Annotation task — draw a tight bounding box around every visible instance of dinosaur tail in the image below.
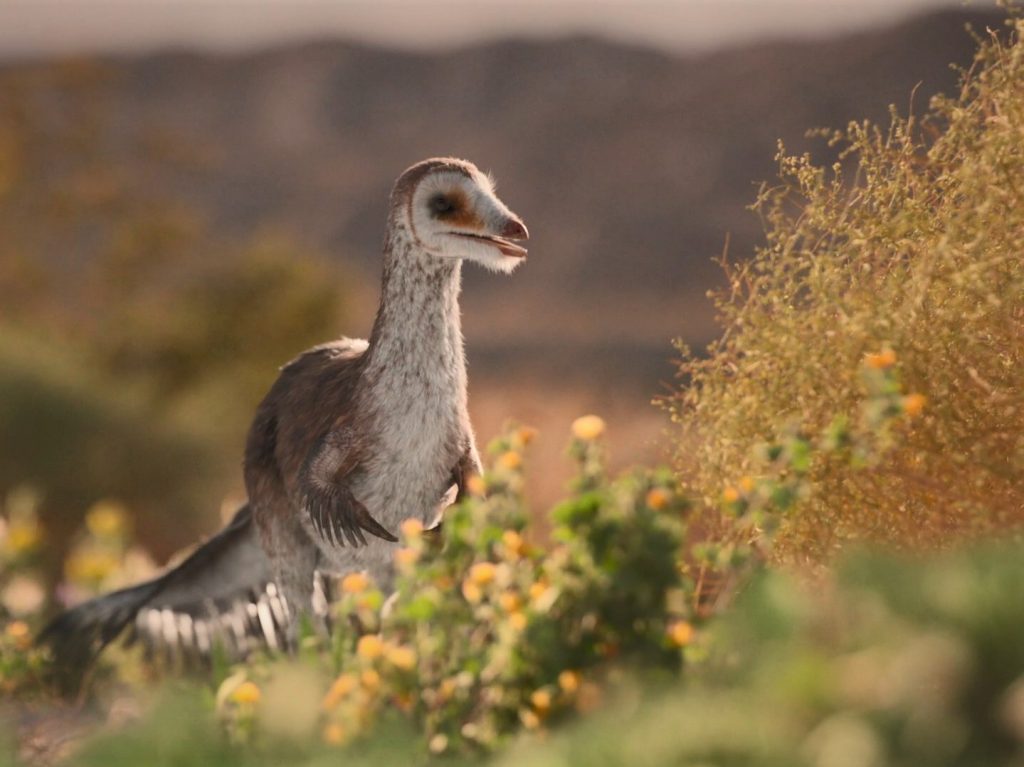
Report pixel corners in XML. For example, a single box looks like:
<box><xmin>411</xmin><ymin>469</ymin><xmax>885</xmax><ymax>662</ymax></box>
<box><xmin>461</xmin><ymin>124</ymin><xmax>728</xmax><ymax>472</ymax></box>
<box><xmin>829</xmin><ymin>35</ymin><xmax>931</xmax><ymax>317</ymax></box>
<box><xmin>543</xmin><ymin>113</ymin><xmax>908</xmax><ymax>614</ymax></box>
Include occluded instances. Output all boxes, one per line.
<box><xmin>38</xmin><ymin>503</ymin><xmax>288</xmax><ymax>689</ymax></box>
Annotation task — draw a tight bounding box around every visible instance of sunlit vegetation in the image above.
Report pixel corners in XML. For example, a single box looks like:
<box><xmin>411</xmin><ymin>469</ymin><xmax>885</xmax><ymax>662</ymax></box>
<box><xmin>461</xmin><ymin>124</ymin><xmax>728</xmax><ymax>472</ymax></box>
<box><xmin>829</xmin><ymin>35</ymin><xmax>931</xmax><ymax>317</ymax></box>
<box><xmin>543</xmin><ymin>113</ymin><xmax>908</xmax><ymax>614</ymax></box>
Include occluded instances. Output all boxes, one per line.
<box><xmin>667</xmin><ymin>17</ymin><xmax>1024</xmax><ymax>563</ymax></box>
<box><xmin>0</xmin><ymin>12</ymin><xmax>1022</xmax><ymax>767</ymax></box>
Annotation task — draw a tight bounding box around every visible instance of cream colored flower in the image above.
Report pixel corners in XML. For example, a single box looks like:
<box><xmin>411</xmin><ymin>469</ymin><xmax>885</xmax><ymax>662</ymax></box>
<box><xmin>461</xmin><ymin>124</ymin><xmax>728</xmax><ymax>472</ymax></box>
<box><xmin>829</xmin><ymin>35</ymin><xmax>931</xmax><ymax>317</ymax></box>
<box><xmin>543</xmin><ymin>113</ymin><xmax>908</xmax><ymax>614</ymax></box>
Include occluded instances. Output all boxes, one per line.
<box><xmin>571</xmin><ymin>414</ymin><xmax>606</xmax><ymax>441</ymax></box>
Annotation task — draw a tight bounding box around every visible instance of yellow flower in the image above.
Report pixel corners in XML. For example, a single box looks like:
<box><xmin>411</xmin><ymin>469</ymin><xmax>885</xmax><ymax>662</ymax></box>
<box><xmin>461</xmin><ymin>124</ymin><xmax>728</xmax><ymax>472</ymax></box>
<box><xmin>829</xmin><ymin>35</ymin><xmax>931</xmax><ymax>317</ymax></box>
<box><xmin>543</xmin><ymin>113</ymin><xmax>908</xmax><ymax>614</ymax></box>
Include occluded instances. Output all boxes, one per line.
<box><xmin>865</xmin><ymin>348</ymin><xmax>897</xmax><ymax>369</ymax></box>
<box><xmin>357</xmin><ymin>634</ymin><xmax>384</xmax><ymax>660</ymax></box>
<box><xmin>903</xmin><ymin>393</ymin><xmax>927</xmax><ymax>417</ymax></box>
<box><xmin>400</xmin><ymin>518</ymin><xmax>424</xmax><ymax>540</ymax></box>
<box><xmin>466</xmin><ymin>474</ymin><xmax>487</xmax><ymax>496</ymax></box>
<box><xmin>558</xmin><ymin>670</ymin><xmax>581</xmax><ymax>694</ymax></box>
<box><xmin>515</xmin><ymin>426</ymin><xmax>538</xmax><ymax>446</ymax></box>
<box><xmin>722</xmin><ymin>486</ymin><xmax>740</xmax><ymax>504</ymax></box>
<box><xmin>323</xmin><ymin>673</ymin><xmax>357</xmax><ymax>710</ymax></box>
<box><xmin>439</xmin><ymin>677</ymin><xmax>457</xmax><ymax>701</ymax></box>
<box><xmin>231</xmin><ymin>681</ymin><xmax>261</xmax><ymax>705</ymax></box>
<box><xmin>739</xmin><ymin>476</ymin><xmax>755</xmax><ymax>493</ymax></box>
<box><xmin>65</xmin><ymin>548</ymin><xmax>120</xmax><ymax>584</ymax></box>
<box><xmin>499</xmin><ymin>591</ymin><xmax>522</xmax><ymax>612</ymax></box>
<box><xmin>468</xmin><ymin>561</ymin><xmax>497</xmax><ymax>586</ymax></box>
<box><xmin>530</xmin><ymin>689</ymin><xmax>552</xmax><ymax>713</ymax></box>
<box><xmin>428</xmin><ymin>733</ymin><xmax>449</xmax><ymax>754</ymax></box>
<box><xmin>529</xmin><ymin>581</ymin><xmax>550</xmax><ymax>603</ymax></box>
<box><xmin>360</xmin><ymin>669</ymin><xmax>381</xmax><ymax>692</ymax></box>
<box><xmin>323</xmin><ymin>722</ymin><xmax>347</xmax><ymax>745</ymax></box>
<box><xmin>508</xmin><ymin>611</ymin><xmax>528</xmax><ymax>631</ymax></box>
<box><xmin>461</xmin><ymin>580</ymin><xmax>483</xmax><ymax>604</ymax></box>
<box><xmin>85</xmin><ymin>501</ymin><xmax>128</xmax><ymax>538</ymax></box>
<box><xmin>386</xmin><ymin>645</ymin><xmax>418</xmax><ymax>671</ymax></box>
<box><xmin>497</xmin><ymin>450</ymin><xmax>522</xmax><ymax>471</ymax></box>
<box><xmin>6</xmin><ymin>520</ymin><xmax>41</xmax><ymax>556</ymax></box>
<box><xmin>5</xmin><ymin>620</ymin><xmax>30</xmax><ymax>649</ymax></box>
<box><xmin>520</xmin><ymin>709</ymin><xmax>541</xmax><ymax>730</ymax></box>
<box><xmin>571</xmin><ymin>414</ymin><xmax>606</xmax><ymax>441</ymax></box>
<box><xmin>667</xmin><ymin>620</ymin><xmax>695</xmax><ymax>647</ymax></box>
<box><xmin>395</xmin><ymin>547</ymin><xmax>419</xmax><ymax>569</ymax></box>
<box><xmin>645</xmin><ymin>487</ymin><xmax>671</xmax><ymax>510</ymax></box>
<box><xmin>501</xmin><ymin>530</ymin><xmax>526</xmax><ymax>558</ymax></box>
<box><xmin>341</xmin><ymin>572</ymin><xmax>370</xmax><ymax>594</ymax></box>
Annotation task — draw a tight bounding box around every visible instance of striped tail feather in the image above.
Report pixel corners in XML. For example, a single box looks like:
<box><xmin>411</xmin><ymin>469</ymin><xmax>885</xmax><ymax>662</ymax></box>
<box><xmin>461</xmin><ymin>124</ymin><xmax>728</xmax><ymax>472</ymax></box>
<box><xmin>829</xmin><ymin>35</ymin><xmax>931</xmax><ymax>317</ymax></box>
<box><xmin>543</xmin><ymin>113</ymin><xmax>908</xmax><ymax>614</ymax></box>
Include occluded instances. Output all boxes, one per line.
<box><xmin>38</xmin><ymin>504</ymin><xmax>325</xmax><ymax>689</ymax></box>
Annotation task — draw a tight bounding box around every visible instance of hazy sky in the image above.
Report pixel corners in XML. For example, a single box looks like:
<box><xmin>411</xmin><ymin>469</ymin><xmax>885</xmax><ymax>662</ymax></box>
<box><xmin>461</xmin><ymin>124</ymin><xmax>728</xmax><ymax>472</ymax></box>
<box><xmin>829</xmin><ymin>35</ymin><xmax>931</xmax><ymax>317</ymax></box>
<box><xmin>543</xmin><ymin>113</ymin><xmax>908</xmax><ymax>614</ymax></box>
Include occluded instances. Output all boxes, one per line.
<box><xmin>0</xmin><ymin>0</ymin><xmax>977</xmax><ymax>59</ymax></box>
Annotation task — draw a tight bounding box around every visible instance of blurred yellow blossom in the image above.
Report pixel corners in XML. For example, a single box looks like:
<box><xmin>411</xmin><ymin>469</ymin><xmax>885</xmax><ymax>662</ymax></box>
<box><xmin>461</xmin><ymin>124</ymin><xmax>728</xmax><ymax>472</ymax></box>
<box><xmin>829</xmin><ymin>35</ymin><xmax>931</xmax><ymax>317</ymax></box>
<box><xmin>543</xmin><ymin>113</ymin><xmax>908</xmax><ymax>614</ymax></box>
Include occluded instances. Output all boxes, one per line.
<box><xmin>85</xmin><ymin>501</ymin><xmax>128</xmax><ymax>538</ymax></box>
<box><xmin>65</xmin><ymin>548</ymin><xmax>120</xmax><ymax>585</ymax></box>
<box><xmin>360</xmin><ymin>669</ymin><xmax>381</xmax><ymax>692</ymax></box>
<box><xmin>466</xmin><ymin>475</ymin><xmax>487</xmax><ymax>496</ymax></box>
<box><xmin>5</xmin><ymin>620</ymin><xmax>30</xmax><ymax>649</ymax></box>
<box><xmin>508</xmin><ymin>611</ymin><xmax>528</xmax><ymax>631</ymax></box>
<box><xmin>341</xmin><ymin>572</ymin><xmax>370</xmax><ymax>594</ymax></box>
<box><xmin>468</xmin><ymin>562</ymin><xmax>497</xmax><ymax>586</ymax></box>
<box><xmin>558</xmin><ymin>670</ymin><xmax>581</xmax><ymax>694</ymax></box>
<box><xmin>497</xmin><ymin>451</ymin><xmax>522</xmax><ymax>471</ymax></box>
<box><xmin>514</xmin><ymin>426</ymin><xmax>538</xmax><ymax>446</ymax></box>
<box><xmin>668</xmin><ymin>620</ymin><xmax>695</xmax><ymax>647</ymax></box>
<box><xmin>386</xmin><ymin>645</ymin><xmax>418</xmax><ymax>671</ymax></box>
<box><xmin>499</xmin><ymin>591</ymin><xmax>521</xmax><ymax>612</ymax></box>
<box><xmin>722</xmin><ymin>486</ymin><xmax>740</xmax><ymax>504</ymax></box>
<box><xmin>400</xmin><ymin>518</ymin><xmax>424</xmax><ymax>540</ymax></box>
<box><xmin>571</xmin><ymin>414</ymin><xmax>606</xmax><ymax>441</ymax></box>
<box><xmin>530</xmin><ymin>689</ymin><xmax>552</xmax><ymax>713</ymax></box>
<box><xmin>903</xmin><ymin>393</ymin><xmax>927</xmax><ymax>417</ymax></box>
<box><xmin>323</xmin><ymin>673</ymin><xmax>357</xmax><ymax>710</ymax></box>
<box><xmin>461</xmin><ymin>580</ymin><xmax>483</xmax><ymax>604</ymax></box>
<box><xmin>6</xmin><ymin>517</ymin><xmax>41</xmax><ymax>556</ymax></box>
<box><xmin>739</xmin><ymin>476</ymin><xmax>755</xmax><ymax>493</ymax></box>
<box><xmin>357</xmin><ymin>634</ymin><xmax>384</xmax><ymax>661</ymax></box>
<box><xmin>395</xmin><ymin>547</ymin><xmax>419</xmax><ymax>569</ymax></box>
<box><xmin>428</xmin><ymin>733</ymin><xmax>449</xmax><ymax>754</ymax></box>
<box><xmin>519</xmin><ymin>709</ymin><xmax>541</xmax><ymax>730</ymax></box>
<box><xmin>645</xmin><ymin>487</ymin><xmax>671</xmax><ymax>510</ymax></box>
<box><xmin>323</xmin><ymin>723</ymin><xmax>347</xmax><ymax>746</ymax></box>
<box><xmin>865</xmin><ymin>348</ymin><xmax>897</xmax><ymax>369</ymax></box>
<box><xmin>231</xmin><ymin>681</ymin><xmax>261</xmax><ymax>705</ymax></box>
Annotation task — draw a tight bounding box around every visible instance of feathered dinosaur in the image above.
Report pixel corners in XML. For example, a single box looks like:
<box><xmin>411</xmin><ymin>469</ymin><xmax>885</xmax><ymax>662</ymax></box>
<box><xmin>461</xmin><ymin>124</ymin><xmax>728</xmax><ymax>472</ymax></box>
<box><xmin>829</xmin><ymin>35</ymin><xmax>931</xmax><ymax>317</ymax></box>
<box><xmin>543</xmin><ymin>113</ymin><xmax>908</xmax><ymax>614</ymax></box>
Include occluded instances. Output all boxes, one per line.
<box><xmin>40</xmin><ymin>157</ymin><xmax>528</xmax><ymax>677</ymax></box>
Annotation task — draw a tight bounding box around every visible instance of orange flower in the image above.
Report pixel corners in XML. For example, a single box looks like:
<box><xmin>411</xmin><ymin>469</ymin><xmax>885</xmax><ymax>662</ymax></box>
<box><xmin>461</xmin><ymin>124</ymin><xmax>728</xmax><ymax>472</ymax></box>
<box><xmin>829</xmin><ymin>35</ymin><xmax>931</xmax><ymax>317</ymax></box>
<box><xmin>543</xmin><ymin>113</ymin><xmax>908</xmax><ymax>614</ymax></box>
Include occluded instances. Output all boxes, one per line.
<box><xmin>667</xmin><ymin>621</ymin><xmax>695</xmax><ymax>647</ymax></box>
<box><xmin>386</xmin><ymin>645</ymin><xmax>418</xmax><ymax>671</ymax></box>
<box><xmin>395</xmin><ymin>547</ymin><xmax>419</xmax><ymax>569</ymax></box>
<box><xmin>865</xmin><ymin>348</ymin><xmax>897</xmax><ymax>369</ymax></box>
<box><xmin>722</xmin><ymin>486</ymin><xmax>740</xmax><ymax>504</ymax></box>
<box><xmin>558</xmin><ymin>670</ymin><xmax>581</xmax><ymax>694</ymax></box>
<box><xmin>231</xmin><ymin>681</ymin><xmax>261</xmax><ymax>705</ymax></box>
<box><xmin>323</xmin><ymin>722</ymin><xmax>347</xmax><ymax>745</ymax></box>
<box><xmin>499</xmin><ymin>591</ymin><xmax>522</xmax><ymax>612</ymax></box>
<box><xmin>497</xmin><ymin>451</ymin><xmax>522</xmax><ymax>471</ymax></box>
<box><xmin>400</xmin><ymin>518</ymin><xmax>424</xmax><ymax>540</ymax></box>
<box><xmin>341</xmin><ymin>572</ymin><xmax>370</xmax><ymax>594</ymax></box>
<box><xmin>360</xmin><ymin>669</ymin><xmax>381</xmax><ymax>692</ymax></box>
<box><xmin>468</xmin><ymin>562</ymin><xmax>497</xmax><ymax>586</ymax></box>
<box><xmin>903</xmin><ymin>393</ymin><xmax>927</xmax><ymax>417</ymax></box>
<box><xmin>571</xmin><ymin>414</ymin><xmax>606</xmax><ymax>441</ymax></box>
<box><xmin>645</xmin><ymin>487</ymin><xmax>671</xmax><ymax>510</ymax></box>
<box><xmin>357</xmin><ymin>634</ymin><xmax>384</xmax><ymax>660</ymax></box>
<box><xmin>461</xmin><ymin>580</ymin><xmax>483</xmax><ymax>604</ymax></box>
<box><xmin>508</xmin><ymin>611</ymin><xmax>528</xmax><ymax>631</ymax></box>
<box><xmin>530</xmin><ymin>689</ymin><xmax>552</xmax><ymax>713</ymax></box>
<box><xmin>323</xmin><ymin>673</ymin><xmax>357</xmax><ymax>710</ymax></box>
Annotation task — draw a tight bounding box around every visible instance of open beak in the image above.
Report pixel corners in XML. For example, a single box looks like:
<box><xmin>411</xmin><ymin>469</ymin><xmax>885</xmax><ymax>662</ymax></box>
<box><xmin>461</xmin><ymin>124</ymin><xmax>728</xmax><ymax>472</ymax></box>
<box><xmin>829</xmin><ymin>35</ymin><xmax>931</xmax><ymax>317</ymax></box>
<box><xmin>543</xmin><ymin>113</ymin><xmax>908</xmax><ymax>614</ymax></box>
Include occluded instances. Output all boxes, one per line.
<box><xmin>451</xmin><ymin>217</ymin><xmax>529</xmax><ymax>258</ymax></box>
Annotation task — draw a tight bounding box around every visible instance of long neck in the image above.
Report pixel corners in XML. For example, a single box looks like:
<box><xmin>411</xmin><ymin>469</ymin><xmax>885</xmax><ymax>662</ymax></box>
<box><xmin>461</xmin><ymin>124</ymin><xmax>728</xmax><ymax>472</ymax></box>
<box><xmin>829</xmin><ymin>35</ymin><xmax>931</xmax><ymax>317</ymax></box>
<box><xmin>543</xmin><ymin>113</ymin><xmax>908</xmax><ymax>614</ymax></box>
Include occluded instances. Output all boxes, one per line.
<box><xmin>361</xmin><ymin>226</ymin><xmax>466</xmax><ymax>404</ymax></box>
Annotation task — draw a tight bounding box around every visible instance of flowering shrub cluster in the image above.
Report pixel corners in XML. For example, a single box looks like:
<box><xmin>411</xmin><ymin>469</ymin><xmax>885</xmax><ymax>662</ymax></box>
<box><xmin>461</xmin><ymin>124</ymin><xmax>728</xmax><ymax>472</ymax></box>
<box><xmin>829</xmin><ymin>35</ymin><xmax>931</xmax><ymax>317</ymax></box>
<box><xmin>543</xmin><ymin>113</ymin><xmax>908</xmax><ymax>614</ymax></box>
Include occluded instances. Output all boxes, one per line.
<box><xmin>211</xmin><ymin>419</ymin><xmax>694</xmax><ymax>757</ymax></box>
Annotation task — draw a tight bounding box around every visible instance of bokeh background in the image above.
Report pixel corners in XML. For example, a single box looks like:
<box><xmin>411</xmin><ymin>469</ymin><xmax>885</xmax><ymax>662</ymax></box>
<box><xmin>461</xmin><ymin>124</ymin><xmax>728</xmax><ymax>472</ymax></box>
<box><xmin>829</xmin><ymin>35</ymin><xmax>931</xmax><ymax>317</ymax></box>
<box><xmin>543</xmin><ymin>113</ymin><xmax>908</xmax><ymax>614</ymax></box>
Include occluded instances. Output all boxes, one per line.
<box><xmin>0</xmin><ymin>0</ymin><xmax>1000</xmax><ymax>564</ymax></box>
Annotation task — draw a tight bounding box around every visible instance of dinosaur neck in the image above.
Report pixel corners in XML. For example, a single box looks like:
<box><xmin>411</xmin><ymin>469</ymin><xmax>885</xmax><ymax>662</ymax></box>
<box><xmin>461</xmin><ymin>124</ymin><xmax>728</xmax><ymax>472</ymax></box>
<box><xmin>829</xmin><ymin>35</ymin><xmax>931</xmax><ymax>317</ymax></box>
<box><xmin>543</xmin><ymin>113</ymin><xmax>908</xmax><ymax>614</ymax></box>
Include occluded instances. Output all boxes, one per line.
<box><xmin>362</xmin><ymin>226</ymin><xmax>466</xmax><ymax>404</ymax></box>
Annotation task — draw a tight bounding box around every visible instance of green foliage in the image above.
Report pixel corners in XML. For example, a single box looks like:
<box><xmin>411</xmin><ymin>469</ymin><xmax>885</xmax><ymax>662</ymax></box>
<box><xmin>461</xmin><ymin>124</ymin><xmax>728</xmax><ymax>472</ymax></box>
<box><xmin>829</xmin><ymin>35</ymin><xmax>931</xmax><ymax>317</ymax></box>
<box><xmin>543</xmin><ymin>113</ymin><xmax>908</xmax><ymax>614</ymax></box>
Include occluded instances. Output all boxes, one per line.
<box><xmin>507</xmin><ymin>546</ymin><xmax>1024</xmax><ymax>767</ymax></box>
<box><xmin>666</xmin><ymin>18</ymin><xmax>1024</xmax><ymax>562</ymax></box>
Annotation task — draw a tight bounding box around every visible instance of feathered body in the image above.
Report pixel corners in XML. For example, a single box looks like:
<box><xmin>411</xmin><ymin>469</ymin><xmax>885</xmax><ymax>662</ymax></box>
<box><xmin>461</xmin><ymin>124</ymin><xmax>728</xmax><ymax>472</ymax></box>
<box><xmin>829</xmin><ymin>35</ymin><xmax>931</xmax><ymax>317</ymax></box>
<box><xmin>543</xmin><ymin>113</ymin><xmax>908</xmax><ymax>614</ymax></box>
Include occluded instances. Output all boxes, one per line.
<box><xmin>39</xmin><ymin>157</ymin><xmax>527</xmax><ymax>683</ymax></box>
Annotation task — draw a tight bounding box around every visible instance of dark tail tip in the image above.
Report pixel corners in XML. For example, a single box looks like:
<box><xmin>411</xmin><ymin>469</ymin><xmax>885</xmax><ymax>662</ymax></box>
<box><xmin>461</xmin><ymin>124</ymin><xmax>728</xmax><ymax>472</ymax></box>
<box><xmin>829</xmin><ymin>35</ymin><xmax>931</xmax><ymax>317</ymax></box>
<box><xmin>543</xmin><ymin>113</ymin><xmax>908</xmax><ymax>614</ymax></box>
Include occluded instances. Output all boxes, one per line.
<box><xmin>37</xmin><ymin>578</ymin><xmax>163</xmax><ymax>694</ymax></box>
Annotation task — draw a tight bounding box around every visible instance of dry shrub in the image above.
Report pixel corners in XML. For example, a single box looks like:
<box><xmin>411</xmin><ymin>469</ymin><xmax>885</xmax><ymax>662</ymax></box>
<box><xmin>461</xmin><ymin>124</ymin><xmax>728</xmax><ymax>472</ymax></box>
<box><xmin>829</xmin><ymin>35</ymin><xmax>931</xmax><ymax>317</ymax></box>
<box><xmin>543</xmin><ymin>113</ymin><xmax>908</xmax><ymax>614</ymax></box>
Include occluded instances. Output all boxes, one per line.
<box><xmin>668</xmin><ymin>18</ymin><xmax>1024</xmax><ymax>563</ymax></box>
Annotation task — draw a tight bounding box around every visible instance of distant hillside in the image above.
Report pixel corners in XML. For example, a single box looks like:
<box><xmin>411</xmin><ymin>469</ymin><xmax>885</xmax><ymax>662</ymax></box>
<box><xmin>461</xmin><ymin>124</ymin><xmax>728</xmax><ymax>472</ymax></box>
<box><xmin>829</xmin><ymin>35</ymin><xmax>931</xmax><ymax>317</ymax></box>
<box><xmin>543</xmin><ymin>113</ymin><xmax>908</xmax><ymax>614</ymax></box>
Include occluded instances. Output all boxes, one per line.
<box><xmin>1</xmin><ymin>9</ymin><xmax>999</xmax><ymax>389</ymax></box>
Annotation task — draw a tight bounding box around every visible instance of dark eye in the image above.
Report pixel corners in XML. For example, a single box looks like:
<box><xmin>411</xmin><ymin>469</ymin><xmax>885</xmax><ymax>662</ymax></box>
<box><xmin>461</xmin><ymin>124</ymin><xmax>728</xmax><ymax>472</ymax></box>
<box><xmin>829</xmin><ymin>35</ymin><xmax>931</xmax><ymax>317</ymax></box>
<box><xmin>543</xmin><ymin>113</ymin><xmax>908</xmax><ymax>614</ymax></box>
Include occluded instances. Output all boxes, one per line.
<box><xmin>429</xmin><ymin>194</ymin><xmax>455</xmax><ymax>216</ymax></box>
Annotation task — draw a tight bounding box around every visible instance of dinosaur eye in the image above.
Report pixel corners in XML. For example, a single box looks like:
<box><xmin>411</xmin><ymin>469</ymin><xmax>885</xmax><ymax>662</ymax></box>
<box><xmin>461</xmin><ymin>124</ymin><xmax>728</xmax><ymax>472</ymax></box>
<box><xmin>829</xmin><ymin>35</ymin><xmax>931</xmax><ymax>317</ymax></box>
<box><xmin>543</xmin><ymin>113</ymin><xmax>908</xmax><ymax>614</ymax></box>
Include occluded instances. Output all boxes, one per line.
<box><xmin>429</xmin><ymin>194</ymin><xmax>455</xmax><ymax>216</ymax></box>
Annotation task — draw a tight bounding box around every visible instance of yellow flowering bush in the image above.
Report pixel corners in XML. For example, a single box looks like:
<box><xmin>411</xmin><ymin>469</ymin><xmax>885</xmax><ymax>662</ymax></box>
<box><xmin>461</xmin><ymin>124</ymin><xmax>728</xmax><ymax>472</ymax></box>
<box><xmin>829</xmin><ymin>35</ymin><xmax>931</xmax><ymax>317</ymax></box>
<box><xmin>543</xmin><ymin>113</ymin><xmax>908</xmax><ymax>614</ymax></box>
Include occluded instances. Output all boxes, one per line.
<box><xmin>667</xmin><ymin>18</ymin><xmax>1024</xmax><ymax>562</ymax></box>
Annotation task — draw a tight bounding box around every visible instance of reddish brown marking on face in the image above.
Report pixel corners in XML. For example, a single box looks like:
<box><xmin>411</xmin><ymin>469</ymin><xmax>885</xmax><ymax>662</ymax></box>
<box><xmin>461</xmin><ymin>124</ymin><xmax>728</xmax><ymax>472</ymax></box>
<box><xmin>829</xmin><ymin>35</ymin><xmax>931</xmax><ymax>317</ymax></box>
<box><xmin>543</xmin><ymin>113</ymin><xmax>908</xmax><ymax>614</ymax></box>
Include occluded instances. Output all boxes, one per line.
<box><xmin>435</xmin><ymin>188</ymin><xmax>484</xmax><ymax>230</ymax></box>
